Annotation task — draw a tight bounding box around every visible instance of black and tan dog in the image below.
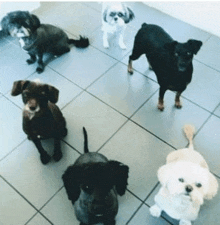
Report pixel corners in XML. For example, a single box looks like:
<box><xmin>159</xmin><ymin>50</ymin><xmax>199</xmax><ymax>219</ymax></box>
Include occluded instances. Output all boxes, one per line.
<box><xmin>11</xmin><ymin>79</ymin><xmax>67</xmax><ymax>164</ymax></box>
<box><xmin>62</xmin><ymin>127</ymin><xmax>129</xmax><ymax>225</ymax></box>
<box><xmin>128</xmin><ymin>23</ymin><xmax>202</xmax><ymax>111</ymax></box>
<box><xmin>1</xmin><ymin>10</ymin><xmax>89</xmax><ymax>73</ymax></box>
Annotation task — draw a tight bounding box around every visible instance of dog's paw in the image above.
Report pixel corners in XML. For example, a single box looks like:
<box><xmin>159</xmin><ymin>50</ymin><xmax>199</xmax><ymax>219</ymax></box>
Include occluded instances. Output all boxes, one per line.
<box><xmin>175</xmin><ymin>101</ymin><xmax>182</xmax><ymax>109</ymax></box>
<box><xmin>179</xmin><ymin>219</ymin><xmax>192</xmax><ymax>225</ymax></box>
<box><xmin>103</xmin><ymin>43</ymin><xmax>110</xmax><ymax>49</ymax></box>
<box><xmin>157</xmin><ymin>103</ymin><xmax>164</xmax><ymax>111</ymax></box>
<box><xmin>53</xmin><ymin>151</ymin><xmax>63</xmax><ymax>162</ymax></box>
<box><xmin>119</xmin><ymin>42</ymin><xmax>127</xmax><ymax>50</ymax></box>
<box><xmin>36</xmin><ymin>66</ymin><xmax>44</xmax><ymax>74</ymax></box>
<box><xmin>26</xmin><ymin>59</ymin><xmax>36</xmax><ymax>65</ymax></box>
<box><xmin>40</xmin><ymin>153</ymin><xmax>51</xmax><ymax>165</ymax></box>
<box><xmin>128</xmin><ymin>65</ymin><xmax>134</xmax><ymax>75</ymax></box>
<box><xmin>149</xmin><ymin>205</ymin><xmax>162</xmax><ymax>217</ymax></box>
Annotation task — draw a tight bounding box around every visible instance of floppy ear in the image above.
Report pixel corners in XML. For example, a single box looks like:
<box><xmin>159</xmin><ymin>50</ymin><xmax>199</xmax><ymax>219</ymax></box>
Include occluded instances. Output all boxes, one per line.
<box><xmin>62</xmin><ymin>165</ymin><xmax>81</xmax><ymax>204</ymax></box>
<box><xmin>103</xmin><ymin>7</ymin><xmax>108</xmax><ymax>22</ymax></box>
<box><xmin>204</xmin><ymin>172</ymin><xmax>219</xmax><ymax>200</ymax></box>
<box><xmin>187</xmin><ymin>39</ymin><xmax>203</xmax><ymax>55</ymax></box>
<box><xmin>109</xmin><ymin>160</ymin><xmax>129</xmax><ymax>196</ymax></box>
<box><xmin>46</xmin><ymin>85</ymin><xmax>59</xmax><ymax>103</ymax></box>
<box><xmin>11</xmin><ymin>80</ymin><xmax>30</xmax><ymax>96</ymax></box>
<box><xmin>30</xmin><ymin>14</ymin><xmax>40</xmax><ymax>31</ymax></box>
<box><xmin>157</xmin><ymin>164</ymin><xmax>173</xmax><ymax>187</ymax></box>
<box><xmin>124</xmin><ymin>7</ymin><xmax>135</xmax><ymax>24</ymax></box>
<box><xmin>164</xmin><ymin>41</ymin><xmax>178</xmax><ymax>52</ymax></box>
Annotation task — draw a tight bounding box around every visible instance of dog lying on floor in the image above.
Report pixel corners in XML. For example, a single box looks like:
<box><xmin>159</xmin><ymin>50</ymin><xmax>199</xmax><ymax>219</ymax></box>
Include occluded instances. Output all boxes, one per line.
<box><xmin>62</xmin><ymin>127</ymin><xmax>129</xmax><ymax>225</ymax></box>
<box><xmin>1</xmin><ymin>10</ymin><xmax>89</xmax><ymax>73</ymax></box>
<box><xmin>128</xmin><ymin>23</ymin><xmax>202</xmax><ymax>111</ymax></box>
<box><xmin>11</xmin><ymin>79</ymin><xmax>67</xmax><ymax>164</ymax></box>
<box><xmin>150</xmin><ymin>125</ymin><xmax>218</xmax><ymax>225</ymax></box>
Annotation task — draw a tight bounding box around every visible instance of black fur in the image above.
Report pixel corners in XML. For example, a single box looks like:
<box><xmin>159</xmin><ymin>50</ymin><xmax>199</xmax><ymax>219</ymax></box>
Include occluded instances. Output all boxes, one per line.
<box><xmin>128</xmin><ymin>23</ymin><xmax>202</xmax><ymax>111</ymax></box>
<box><xmin>11</xmin><ymin>80</ymin><xmax>67</xmax><ymax>164</ymax></box>
<box><xmin>1</xmin><ymin>11</ymin><xmax>89</xmax><ymax>73</ymax></box>
<box><xmin>62</xmin><ymin>128</ymin><xmax>129</xmax><ymax>225</ymax></box>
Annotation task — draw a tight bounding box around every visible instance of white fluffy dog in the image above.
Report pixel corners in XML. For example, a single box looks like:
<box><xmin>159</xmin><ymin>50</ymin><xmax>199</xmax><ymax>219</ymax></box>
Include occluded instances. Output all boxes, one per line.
<box><xmin>101</xmin><ymin>2</ymin><xmax>134</xmax><ymax>49</ymax></box>
<box><xmin>150</xmin><ymin>125</ymin><xmax>218</xmax><ymax>225</ymax></box>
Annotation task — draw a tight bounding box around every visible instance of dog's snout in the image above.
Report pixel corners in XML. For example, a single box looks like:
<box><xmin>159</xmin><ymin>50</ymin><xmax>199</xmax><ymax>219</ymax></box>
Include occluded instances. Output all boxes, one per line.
<box><xmin>30</xmin><ymin>106</ymin><xmax>36</xmax><ymax>111</ymax></box>
<box><xmin>185</xmin><ymin>185</ymin><xmax>193</xmax><ymax>193</ymax></box>
<box><xmin>114</xmin><ymin>17</ymin><xmax>118</xmax><ymax>21</ymax></box>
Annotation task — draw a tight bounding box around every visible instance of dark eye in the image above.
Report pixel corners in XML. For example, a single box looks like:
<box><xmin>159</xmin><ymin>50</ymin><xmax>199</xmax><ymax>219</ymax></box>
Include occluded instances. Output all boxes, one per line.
<box><xmin>187</xmin><ymin>52</ymin><xmax>192</xmax><ymax>56</ymax></box>
<box><xmin>110</xmin><ymin>12</ymin><xmax>116</xmax><ymax>17</ymax></box>
<box><xmin>179</xmin><ymin>178</ymin><xmax>184</xmax><ymax>182</ymax></box>
<box><xmin>196</xmin><ymin>183</ymin><xmax>202</xmax><ymax>188</ymax></box>
<box><xmin>175</xmin><ymin>52</ymin><xmax>179</xmax><ymax>57</ymax></box>
<box><xmin>83</xmin><ymin>185</ymin><xmax>93</xmax><ymax>193</ymax></box>
<box><xmin>118</xmin><ymin>12</ymin><xmax>123</xmax><ymax>17</ymax></box>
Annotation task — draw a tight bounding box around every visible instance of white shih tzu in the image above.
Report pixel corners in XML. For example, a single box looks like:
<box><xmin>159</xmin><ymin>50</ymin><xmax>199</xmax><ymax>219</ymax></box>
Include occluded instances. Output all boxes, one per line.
<box><xmin>101</xmin><ymin>2</ymin><xmax>134</xmax><ymax>49</ymax></box>
<box><xmin>150</xmin><ymin>125</ymin><xmax>218</xmax><ymax>225</ymax></box>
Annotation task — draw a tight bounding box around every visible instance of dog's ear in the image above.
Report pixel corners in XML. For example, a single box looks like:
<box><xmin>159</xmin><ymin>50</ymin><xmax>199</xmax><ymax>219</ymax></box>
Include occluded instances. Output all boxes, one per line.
<box><xmin>164</xmin><ymin>41</ymin><xmax>178</xmax><ymax>53</ymax></box>
<box><xmin>30</xmin><ymin>14</ymin><xmax>40</xmax><ymax>31</ymax></box>
<box><xmin>103</xmin><ymin>7</ymin><xmax>108</xmax><ymax>22</ymax></box>
<box><xmin>62</xmin><ymin>165</ymin><xmax>81</xmax><ymax>204</ymax></box>
<box><xmin>204</xmin><ymin>171</ymin><xmax>219</xmax><ymax>200</ymax></box>
<box><xmin>11</xmin><ymin>80</ymin><xmax>30</xmax><ymax>96</ymax></box>
<box><xmin>109</xmin><ymin>160</ymin><xmax>129</xmax><ymax>196</ymax></box>
<box><xmin>46</xmin><ymin>85</ymin><xmax>59</xmax><ymax>103</ymax></box>
<box><xmin>124</xmin><ymin>7</ymin><xmax>135</xmax><ymax>24</ymax></box>
<box><xmin>187</xmin><ymin>39</ymin><xmax>203</xmax><ymax>55</ymax></box>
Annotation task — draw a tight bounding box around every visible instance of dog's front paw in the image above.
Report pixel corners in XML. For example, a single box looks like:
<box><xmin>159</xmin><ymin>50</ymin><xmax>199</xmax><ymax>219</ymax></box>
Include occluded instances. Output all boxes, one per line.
<box><xmin>53</xmin><ymin>151</ymin><xmax>63</xmax><ymax>162</ymax></box>
<box><xmin>179</xmin><ymin>219</ymin><xmax>192</xmax><ymax>225</ymax></box>
<box><xmin>175</xmin><ymin>101</ymin><xmax>182</xmax><ymax>109</ymax></box>
<box><xmin>149</xmin><ymin>204</ymin><xmax>162</xmax><ymax>217</ymax></box>
<box><xmin>40</xmin><ymin>153</ymin><xmax>51</xmax><ymax>165</ymax></box>
<box><xmin>103</xmin><ymin>42</ymin><xmax>110</xmax><ymax>49</ymax></box>
<box><xmin>36</xmin><ymin>66</ymin><xmax>44</xmax><ymax>74</ymax></box>
<box><xmin>157</xmin><ymin>103</ymin><xmax>164</xmax><ymax>111</ymax></box>
<box><xmin>27</xmin><ymin>59</ymin><xmax>36</xmax><ymax>65</ymax></box>
<box><xmin>119</xmin><ymin>42</ymin><xmax>127</xmax><ymax>50</ymax></box>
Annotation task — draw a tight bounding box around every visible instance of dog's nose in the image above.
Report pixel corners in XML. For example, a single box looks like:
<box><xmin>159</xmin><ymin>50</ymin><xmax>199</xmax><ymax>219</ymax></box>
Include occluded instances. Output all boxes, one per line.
<box><xmin>114</xmin><ymin>17</ymin><xmax>118</xmax><ymax>21</ymax></box>
<box><xmin>185</xmin><ymin>185</ymin><xmax>193</xmax><ymax>193</ymax></box>
<box><xmin>30</xmin><ymin>106</ymin><xmax>36</xmax><ymax>111</ymax></box>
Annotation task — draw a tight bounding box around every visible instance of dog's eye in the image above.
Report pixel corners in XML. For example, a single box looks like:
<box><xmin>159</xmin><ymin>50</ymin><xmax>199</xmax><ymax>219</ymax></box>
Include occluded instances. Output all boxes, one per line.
<box><xmin>187</xmin><ymin>52</ymin><xmax>192</xmax><ymax>56</ymax></box>
<box><xmin>196</xmin><ymin>183</ymin><xmax>202</xmax><ymax>188</ymax></box>
<box><xmin>179</xmin><ymin>178</ymin><xmax>184</xmax><ymax>182</ymax></box>
<box><xmin>174</xmin><ymin>52</ymin><xmax>179</xmax><ymax>57</ymax></box>
<box><xmin>118</xmin><ymin>12</ymin><xmax>123</xmax><ymax>17</ymax></box>
<box><xmin>110</xmin><ymin>12</ymin><xmax>116</xmax><ymax>17</ymax></box>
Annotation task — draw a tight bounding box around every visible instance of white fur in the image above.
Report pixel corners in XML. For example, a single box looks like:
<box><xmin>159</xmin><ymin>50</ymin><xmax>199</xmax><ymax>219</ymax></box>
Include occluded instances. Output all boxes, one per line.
<box><xmin>150</xmin><ymin>125</ymin><xmax>218</xmax><ymax>225</ymax></box>
<box><xmin>101</xmin><ymin>2</ymin><xmax>134</xmax><ymax>49</ymax></box>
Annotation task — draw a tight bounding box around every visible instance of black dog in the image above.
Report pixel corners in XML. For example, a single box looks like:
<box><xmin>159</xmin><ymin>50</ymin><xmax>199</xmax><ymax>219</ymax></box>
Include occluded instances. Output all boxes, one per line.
<box><xmin>62</xmin><ymin>128</ymin><xmax>129</xmax><ymax>225</ymax></box>
<box><xmin>1</xmin><ymin>10</ymin><xmax>89</xmax><ymax>73</ymax></box>
<box><xmin>11</xmin><ymin>79</ymin><xmax>67</xmax><ymax>164</ymax></box>
<box><xmin>128</xmin><ymin>23</ymin><xmax>202</xmax><ymax>111</ymax></box>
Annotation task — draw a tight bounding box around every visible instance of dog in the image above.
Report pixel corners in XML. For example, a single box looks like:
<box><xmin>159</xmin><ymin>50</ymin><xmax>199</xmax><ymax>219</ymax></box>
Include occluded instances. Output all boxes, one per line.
<box><xmin>11</xmin><ymin>79</ymin><xmax>67</xmax><ymax>165</ymax></box>
<box><xmin>149</xmin><ymin>124</ymin><xmax>218</xmax><ymax>225</ymax></box>
<box><xmin>102</xmin><ymin>2</ymin><xmax>134</xmax><ymax>49</ymax></box>
<box><xmin>62</xmin><ymin>127</ymin><xmax>129</xmax><ymax>225</ymax></box>
<box><xmin>128</xmin><ymin>23</ymin><xmax>203</xmax><ymax>111</ymax></box>
<box><xmin>1</xmin><ymin>10</ymin><xmax>89</xmax><ymax>73</ymax></box>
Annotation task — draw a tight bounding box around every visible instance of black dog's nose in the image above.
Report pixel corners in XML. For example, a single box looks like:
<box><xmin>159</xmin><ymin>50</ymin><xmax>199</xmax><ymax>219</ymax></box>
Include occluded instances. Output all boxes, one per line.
<box><xmin>30</xmin><ymin>106</ymin><xmax>36</xmax><ymax>111</ymax></box>
<box><xmin>114</xmin><ymin>17</ymin><xmax>118</xmax><ymax>21</ymax></box>
<box><xmin>185</xmin><ymin>185</ymin><xmax>193</xmax><ymax>193</ymax></box>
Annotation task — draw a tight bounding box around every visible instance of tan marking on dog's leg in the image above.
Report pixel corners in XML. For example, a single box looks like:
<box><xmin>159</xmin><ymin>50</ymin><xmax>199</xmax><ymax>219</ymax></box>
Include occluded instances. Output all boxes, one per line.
<box><xmin>175</xmin><ymin>91</ymin><xmax>182</xmax><ymax>109</ymax></box>
<box><xmin>157</xmin><ymin>97</ymin><xmax>164</xmax><ymax>111</ymax></box>
<box><xmin>128</xmin><ymin>59</ymin><xmax>133</xmax><ymax>74</ymax></box>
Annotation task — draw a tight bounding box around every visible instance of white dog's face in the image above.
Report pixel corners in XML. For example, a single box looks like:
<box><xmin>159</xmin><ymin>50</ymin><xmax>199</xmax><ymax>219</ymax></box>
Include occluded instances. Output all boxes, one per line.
<box><xmin>103</xmin><ymin>3</ymin><xmax>134</xmax><ymax>26</ymax></box>
<box><xmin>8</xmin><ymin>25</ymin><xmax>30</xmax><ymax>38</ymax></box>
<box><xmin>158</xmin><ymin>161</ymin><xmax>218</xmax><ymax>206</ymax></box>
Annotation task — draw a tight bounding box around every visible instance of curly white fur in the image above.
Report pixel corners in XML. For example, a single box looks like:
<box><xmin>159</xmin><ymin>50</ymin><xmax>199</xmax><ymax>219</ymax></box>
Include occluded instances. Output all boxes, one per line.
<box><xmin>101</xmin><ymin>2</ymin><xmax>134</xmax><ymax>49</ymax></box>
<box><xmin>150</xmin><ymin>125</ymin><xmax>218</xmax><ymax>225</ymax></box>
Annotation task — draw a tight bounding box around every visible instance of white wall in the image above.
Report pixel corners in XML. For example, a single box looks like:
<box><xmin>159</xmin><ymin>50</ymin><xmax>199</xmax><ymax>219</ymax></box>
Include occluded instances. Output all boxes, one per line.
<box><xmin>144</xmin><ymin>1</ymin><xmax>220</xmax><ymax>37</ymax></box>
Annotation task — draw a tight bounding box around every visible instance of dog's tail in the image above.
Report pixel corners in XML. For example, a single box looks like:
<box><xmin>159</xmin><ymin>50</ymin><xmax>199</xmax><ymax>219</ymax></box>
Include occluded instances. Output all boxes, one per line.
<box><xmin>183</xmin><ymin>124</ymin><xmax>195</xmax><ymax>150</ymax></box>
<box><xmin>68</xmin><ymin>36</ymin><xmax>89</xmax><ymax>48</ymax></box>
<box><xmin>83</xmin><ymin>127</ymin><xmax>89</xmax><ymax>153</ymax></box>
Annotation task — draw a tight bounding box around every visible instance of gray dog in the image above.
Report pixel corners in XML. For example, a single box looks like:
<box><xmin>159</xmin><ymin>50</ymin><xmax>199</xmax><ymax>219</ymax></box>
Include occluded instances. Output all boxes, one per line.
<box><xmin>1</xmin><ymin>10</ymin><xmax>89</xmax><ymax>73</ymax></box>
<box><xmin>62</xmin><ymin>128</ymin><xmax>129</xmax><ymax>225</ymax></box>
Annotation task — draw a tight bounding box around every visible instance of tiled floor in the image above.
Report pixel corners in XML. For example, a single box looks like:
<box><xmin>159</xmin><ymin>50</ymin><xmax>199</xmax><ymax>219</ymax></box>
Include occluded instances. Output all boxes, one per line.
<box><xmin>0</xmin><ymin>2</ymin><xmax>220</xmax><ymax>225</ymax></box>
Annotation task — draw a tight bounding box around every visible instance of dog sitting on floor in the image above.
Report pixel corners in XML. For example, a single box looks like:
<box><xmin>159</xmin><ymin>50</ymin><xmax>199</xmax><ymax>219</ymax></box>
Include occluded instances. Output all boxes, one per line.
<box><xmin>128</xmin><ymin>23</ymin><xmax>202</xmax><ymax>111</ymax></box>
<box><xmin>102</xmin><ymin>2</ymin><xmax>134</xmax><ymax>49</ymax></box>
<box><xmin>1</xmin><ymin>10</ymin><xmax>89</xmax><ymax>73</ymax></box>
<box><xmin>150</xmin><ymin>124</ymin><xmax>218</xmax><ymax>225</ymax></box>
<box><xmin>62</xmin><ymin>127</ymin><xmax>129</xmax><ymax>225</ymax></box>
<box><xmin>11</xmin><ymin>79</ymin><xmax>67</xmax><ymax>164</ymax></box>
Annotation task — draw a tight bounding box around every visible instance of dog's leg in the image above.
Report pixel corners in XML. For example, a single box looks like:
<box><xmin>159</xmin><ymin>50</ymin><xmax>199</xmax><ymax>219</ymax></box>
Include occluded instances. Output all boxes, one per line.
<box><xmin>32</xmin><ymin>139</ymin><xmax>51</xmax><ymax>164</ymax></box>
<box><xmin>54</xmin><ymin>47</ymin><xmax>70</xmax><ymax>57</ymax></box>
<box><xmin>118</xmin><ymin>29</ymin><xmax>126</xmax><ymax>50</ymax></box>
<box><xmin>104</xmin><ymin>220</ymin><xmax>116</xmax><ymax>225</ymax></box>
<box><xmin>175</xmin><ymin>91</ymin><xmax>183</xmax><ymax>109</ymax></box>
<box><xmin>158</xmin><ymin>87</ymin><xmax>167</xmax><ymax>111</ymax></box>
<box><xmin>36</xmin><ymin>53</ymin><xmax>44</xmax><ymax>73</ymax></box>
<box><xmin>26</xmin><ymin>53</ymin><xmax>37</xmax><ymax>64</ymax></box>
<box><xmin>149</xmin><ymin>204</ymin><xmax>162</xmax><ymax>217</ymax></box>
<box><xmin>53</xmin><ymin>138</ymin><xmax>63</xmax><ymax>162</ymax></box>
<box><xmin>128</xmin><ymin>48</ymin><xmax>143</xmax><ymax>74</ymax></box>
<box><xmin>103</xmin><ymin>31</ymin><xmax>110</xmax><ymax>49</ymax></box>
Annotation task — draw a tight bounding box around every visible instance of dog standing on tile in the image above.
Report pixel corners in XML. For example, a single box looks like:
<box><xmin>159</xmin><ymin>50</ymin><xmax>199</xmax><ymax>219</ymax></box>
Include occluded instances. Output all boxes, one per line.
<box><xmin>62</xmin><ymin>127</ymin><xmax>129</xmax><ymax>225</ymax></box>
<box><xmin>1</xmin><ymin>10</ymin><xmax>89</xmax><ymax>73</ymax></box>
<box><xmin>102</xmin><ymin>2</ymin><xmax>134</xmax><ymax>49</ymax></box>
<box><xmin>11</xmin><ymin>79</ymin><xmax>67</xmax><ymax>164</ymax></box>
<box><xmin>150</xmin><ymin>124</ymin><xmax>218</xmax><ymax>225</ymax></box>
<box><xmin>128</xmin><ymin>23</ymin><xmax>202</xmax><ymax>111</ymax></box>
